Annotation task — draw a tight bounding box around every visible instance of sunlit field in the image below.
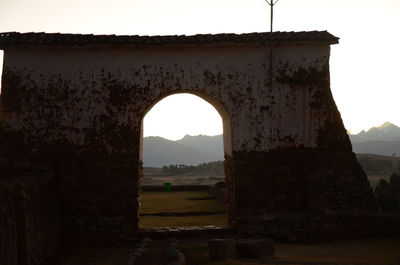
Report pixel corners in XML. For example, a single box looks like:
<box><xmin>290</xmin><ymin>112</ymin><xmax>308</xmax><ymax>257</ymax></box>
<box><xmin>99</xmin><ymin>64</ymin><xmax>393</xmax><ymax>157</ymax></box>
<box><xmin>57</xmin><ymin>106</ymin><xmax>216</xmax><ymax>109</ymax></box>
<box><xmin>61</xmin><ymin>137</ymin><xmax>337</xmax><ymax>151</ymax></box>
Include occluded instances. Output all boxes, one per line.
<box><xmin>139</xmin><ymin>191</ymin><xmax>227</xmax><ymax>229</ymax></box>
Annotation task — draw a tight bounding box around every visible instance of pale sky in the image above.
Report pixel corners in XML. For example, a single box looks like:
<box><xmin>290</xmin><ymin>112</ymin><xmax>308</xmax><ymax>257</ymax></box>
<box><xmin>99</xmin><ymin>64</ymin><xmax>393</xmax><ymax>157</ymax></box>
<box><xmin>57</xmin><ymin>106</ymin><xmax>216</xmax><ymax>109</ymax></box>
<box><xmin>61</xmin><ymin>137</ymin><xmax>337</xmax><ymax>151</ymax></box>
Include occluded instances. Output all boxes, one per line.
<box><xmin>1</xmin><ymin>0</ymin><xmax>399</xmax><ymax>140</ymax></box>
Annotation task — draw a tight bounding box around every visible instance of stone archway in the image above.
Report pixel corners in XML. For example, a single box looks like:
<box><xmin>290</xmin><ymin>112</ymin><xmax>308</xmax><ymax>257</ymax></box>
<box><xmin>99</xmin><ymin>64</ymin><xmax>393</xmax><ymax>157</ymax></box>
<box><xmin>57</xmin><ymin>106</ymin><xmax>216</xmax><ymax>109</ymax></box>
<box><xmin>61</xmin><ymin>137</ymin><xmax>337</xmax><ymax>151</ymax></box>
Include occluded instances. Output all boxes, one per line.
<box><xmin>139</xmin><ymin>91</ymin><xmax>235</xmax><ymax>223</ymax></box>
<box><xmin>0</xmin><ymin>32</ymin><xmax>378</xmax><ymax>253</ymax></box>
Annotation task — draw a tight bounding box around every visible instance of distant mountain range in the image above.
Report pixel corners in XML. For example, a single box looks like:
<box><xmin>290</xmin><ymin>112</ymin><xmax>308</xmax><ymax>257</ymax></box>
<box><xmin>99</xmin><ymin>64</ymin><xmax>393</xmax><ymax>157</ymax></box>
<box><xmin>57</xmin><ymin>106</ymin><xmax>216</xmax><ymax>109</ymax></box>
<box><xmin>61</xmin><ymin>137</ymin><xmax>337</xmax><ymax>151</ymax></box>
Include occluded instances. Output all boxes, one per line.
<box><xmin>351</xmin><ymin>122</ymin><xmax>400</xmax><ymax>156</ymax></box>
<box><xmin>350</xmin><ymin>122</ymin><xmax>400</xmax><ymax>142</ymax></box>
<box><xmin>143</xmin><ymin>122</ymin><xmax>400</xmax><ymax>167</ymax></box>
<box><xmin>143</xmin><ymin>135</ymin><xmax>223</xmax><ymax>167</ymax></box>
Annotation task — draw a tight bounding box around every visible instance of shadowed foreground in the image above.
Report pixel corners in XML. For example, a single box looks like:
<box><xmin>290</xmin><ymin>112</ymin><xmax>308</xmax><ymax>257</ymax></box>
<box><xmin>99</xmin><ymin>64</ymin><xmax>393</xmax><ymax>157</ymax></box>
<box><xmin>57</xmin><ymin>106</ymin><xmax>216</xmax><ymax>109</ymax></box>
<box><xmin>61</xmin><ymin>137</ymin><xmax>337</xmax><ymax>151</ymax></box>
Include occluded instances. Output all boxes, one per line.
<box><xmin>55</xmin><ymin>237</ymin><xmax>400</xmax><ymax>265</ymax></box>
<box><xmin>181</xmin><ymin>237</ymin><xmax>400</xmax><ymax>265</ymax></box>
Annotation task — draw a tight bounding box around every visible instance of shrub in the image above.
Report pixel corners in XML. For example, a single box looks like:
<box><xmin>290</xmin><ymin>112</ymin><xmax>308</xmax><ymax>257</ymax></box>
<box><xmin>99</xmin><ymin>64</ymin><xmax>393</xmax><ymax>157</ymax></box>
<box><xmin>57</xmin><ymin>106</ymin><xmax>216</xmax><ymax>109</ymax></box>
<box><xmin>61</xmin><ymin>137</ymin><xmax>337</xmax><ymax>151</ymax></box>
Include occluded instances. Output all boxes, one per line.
<box><xmin>375</xmin><ymin>175</ymin><xmax>400</xmax><ymax>212</ymax></box>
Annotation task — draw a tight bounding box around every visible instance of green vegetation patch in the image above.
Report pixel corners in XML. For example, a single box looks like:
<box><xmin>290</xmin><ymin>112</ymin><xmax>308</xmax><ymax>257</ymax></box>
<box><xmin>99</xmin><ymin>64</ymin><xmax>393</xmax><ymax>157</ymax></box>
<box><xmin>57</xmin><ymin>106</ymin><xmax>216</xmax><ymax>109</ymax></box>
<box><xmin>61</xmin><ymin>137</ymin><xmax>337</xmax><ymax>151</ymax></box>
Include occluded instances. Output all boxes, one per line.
<box><xmin>161</xmin><ymin>161</ymin><xmax>224</xmax><ymax>176</ymax></box>
<box><xmin>143</xmin><ymin>161</ymin><xmax>224</xmax><ymax>177</ymax></box>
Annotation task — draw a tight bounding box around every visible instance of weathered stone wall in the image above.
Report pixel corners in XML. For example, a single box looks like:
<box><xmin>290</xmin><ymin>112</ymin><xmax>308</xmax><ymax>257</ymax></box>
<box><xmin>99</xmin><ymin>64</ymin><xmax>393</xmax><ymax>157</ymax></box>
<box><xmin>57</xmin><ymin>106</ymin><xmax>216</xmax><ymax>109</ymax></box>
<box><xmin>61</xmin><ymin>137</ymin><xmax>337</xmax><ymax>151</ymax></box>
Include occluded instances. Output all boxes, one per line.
<box><xmin>0</xmin><ymin>133</ymin><xmax>60</xmax><ymax>265</ymax></box>
<box><xmin>1</xmin><ymin>44</ymin><xmax>335</xmax><ymax>152</ymax></box>
<box><xmin>233</xmin><ymin>150</ymin><xmax>375</xmax><ymax>217</ymax></box>
<box><xmin>0</xmin><ymin>39</ymin><xmax>378</xmax><ymax>248</ymax></box>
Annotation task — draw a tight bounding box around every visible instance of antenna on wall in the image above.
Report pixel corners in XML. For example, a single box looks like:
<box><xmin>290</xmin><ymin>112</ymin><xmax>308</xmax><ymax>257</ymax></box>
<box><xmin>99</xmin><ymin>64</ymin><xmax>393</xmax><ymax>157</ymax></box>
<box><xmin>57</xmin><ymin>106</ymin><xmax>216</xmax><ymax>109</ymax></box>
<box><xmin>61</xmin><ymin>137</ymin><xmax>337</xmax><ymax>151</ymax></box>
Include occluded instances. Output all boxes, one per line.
<box><xmin>265</xmin><ymin>0</ymin><xmax>279</xmax><ymax>32</ymax></box>
<box><xmin>264</xmin><ymin>0</ymin><xmax>280</xmax><ymax>86</ymax></box>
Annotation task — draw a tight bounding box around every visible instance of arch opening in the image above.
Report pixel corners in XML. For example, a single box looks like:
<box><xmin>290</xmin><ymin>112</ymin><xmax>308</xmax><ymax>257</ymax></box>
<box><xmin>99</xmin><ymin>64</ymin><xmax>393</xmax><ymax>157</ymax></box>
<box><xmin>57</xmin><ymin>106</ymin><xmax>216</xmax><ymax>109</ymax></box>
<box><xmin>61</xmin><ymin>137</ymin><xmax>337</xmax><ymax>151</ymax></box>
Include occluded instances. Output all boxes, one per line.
<box><xmin>138</xmin><ymin>92</ymin><xmax>233</xmax><ymax>230</ymax></box>
<box><xmin>140</xmin><ymin>91</ymin><xmax>232</xmax><ymax>160</ymax></box>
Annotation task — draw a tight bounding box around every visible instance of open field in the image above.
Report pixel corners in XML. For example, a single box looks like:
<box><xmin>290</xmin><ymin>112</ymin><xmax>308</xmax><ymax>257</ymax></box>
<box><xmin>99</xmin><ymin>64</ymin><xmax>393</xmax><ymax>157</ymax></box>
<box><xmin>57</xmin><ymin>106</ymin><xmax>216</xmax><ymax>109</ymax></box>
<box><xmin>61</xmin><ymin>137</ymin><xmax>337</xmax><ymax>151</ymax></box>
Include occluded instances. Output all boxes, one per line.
<box><xmin>142</xmin><ymin>174</ymin><xmax>224</xmax><ymax>186</ymax></box>
<box><xmin>368</xmin><ymin>174</ymin><xmax>390</xmax><ymax>188</ymax></box>
<box><xmin>140</xmin><ymin>191</ymin><xmax>225</xmax><ymax>214</ymax></box>
<box><xmin>142</xmin><ymin>164</ymin><xmax>225</xmax><ymax>185</ymax></box>
<box><xmin>139</xmin><ymin>191</ymin><xmax>227</xmax><ymax>229</ymax></box>
<box><xmin>356</xmin><ymin>154</ymin><xmax>400</xmax><ymax>175</ymax></box>
<box><xmin>143</xmin><ymin>173</ymin><xmax>388</xmax><ymax>188</ymax></box>
<box><xmin>139</xmin><ymin>214</ymin><xmax>227</xmax><ymax>229</ymax></box>
<box><xmin>143</xmin><ymin>153</ymin><xmax>400</xmax><ymax>187</ymax></box>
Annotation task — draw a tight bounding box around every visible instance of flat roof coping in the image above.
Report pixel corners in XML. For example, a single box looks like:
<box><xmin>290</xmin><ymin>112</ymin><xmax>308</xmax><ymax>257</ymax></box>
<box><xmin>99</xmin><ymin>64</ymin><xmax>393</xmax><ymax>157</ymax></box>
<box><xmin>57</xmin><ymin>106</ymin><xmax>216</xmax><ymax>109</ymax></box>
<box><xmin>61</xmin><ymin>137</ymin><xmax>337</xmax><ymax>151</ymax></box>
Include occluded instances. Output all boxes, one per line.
<box><xmin>0</xmin><ymin>31</ymin><xmax>339</xmax><ymax>48</ymax></box>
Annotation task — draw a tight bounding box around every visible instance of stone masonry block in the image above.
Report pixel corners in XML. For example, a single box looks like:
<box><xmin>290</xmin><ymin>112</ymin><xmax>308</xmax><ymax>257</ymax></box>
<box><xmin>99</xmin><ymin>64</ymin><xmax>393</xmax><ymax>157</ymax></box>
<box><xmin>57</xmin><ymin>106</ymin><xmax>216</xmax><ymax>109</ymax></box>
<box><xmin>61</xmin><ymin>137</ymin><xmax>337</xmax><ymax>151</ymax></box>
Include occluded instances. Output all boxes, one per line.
<box><xmin>208</xmin><ymin>239</ymin><xmax>236</xmax><ymax>260</ymax></box>
<box><xmin>236</xmin><ymin>238</ymin><xmax>274</xmax><ymax>258</ymax></box>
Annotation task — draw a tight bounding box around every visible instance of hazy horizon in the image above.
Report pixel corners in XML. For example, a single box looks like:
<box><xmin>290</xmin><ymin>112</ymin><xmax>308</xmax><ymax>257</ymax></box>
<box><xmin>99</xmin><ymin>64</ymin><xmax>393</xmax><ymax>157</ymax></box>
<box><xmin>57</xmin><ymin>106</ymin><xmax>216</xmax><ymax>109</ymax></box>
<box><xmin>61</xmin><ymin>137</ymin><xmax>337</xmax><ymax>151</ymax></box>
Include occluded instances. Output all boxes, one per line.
<box><xmin>143</xmin><ymin>119</ymin><xmax>400</xmax><ymax>142</ymax></box>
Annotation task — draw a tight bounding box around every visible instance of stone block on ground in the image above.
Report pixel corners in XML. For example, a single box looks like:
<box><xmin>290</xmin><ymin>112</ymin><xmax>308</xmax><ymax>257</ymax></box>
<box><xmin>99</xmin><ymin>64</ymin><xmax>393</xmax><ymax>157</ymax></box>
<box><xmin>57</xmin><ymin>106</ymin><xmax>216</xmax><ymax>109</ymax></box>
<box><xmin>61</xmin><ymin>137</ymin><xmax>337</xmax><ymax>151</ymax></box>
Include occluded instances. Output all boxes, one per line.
<box><xmin>166</xmin><ymin>246</ymin><xmax>185</xmax><ymax>264</ymax></box>
<box><xmin>208</xmin><ymin>239</ymin><xmax>236</xmax><ymax>260</ymax></box>
<box><xmin>236</xmin><ymin>238</ymin><xmax>274</xmax><ymax>258</ymax></box>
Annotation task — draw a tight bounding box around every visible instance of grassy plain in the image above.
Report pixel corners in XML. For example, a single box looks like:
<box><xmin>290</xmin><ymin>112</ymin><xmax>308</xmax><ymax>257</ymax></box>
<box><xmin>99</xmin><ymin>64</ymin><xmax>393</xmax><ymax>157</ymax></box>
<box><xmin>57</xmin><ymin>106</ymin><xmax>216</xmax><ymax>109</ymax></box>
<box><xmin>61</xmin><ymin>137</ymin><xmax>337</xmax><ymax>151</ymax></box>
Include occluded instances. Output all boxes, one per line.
<box><xmin>139</xmin><ymin>191</ymin><xmax>227</xmax><ymax>229</ymax></box>
<box><xmin>142</xmin><ymin>174</ymin><xmax>224</xmax><ymax>186</ymax></box>
<box><xmin>139</xmin><ymin>191</ymin><xmax>225</xmax><ymax>214</ymax></box>
<box><xmin>139</xmin><ymin>214</ymin><xmax>227</xmax><ymax>229</ymax></box>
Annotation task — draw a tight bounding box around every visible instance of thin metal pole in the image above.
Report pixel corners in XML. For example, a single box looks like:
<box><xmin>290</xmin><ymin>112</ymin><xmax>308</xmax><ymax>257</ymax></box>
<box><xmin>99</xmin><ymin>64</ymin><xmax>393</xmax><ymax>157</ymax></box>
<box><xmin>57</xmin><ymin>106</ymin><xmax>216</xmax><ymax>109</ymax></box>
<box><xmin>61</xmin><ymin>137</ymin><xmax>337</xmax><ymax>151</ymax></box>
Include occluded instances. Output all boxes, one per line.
<box><xmin>265</xmin><ymin>0</ymin><xmax>280</xmax><ymax>86</ymax></box>
<box><xmin>266</xmin><ymin>0</ymin><xmax>279</xmax><ymax>32</ymax></box>
<box><xmin>270</xmin><ymin>2</ymin><xmax>273</xmax><ymax>32</ymax></box>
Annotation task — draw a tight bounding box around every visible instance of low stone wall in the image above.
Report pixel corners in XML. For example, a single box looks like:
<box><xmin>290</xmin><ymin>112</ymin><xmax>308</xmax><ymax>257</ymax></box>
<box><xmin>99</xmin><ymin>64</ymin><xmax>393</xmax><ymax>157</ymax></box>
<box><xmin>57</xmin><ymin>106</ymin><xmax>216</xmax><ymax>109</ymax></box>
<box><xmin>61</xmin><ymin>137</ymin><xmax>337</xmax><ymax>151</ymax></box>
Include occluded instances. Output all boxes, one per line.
<box><xmin>323</xmin><ymin>210</ymin><xmax>400</xmax><ymax>240</ymax></box>
<box><xmin>230</xmin><ymin>148</ymin><xmax>387</xmax><ymax>243</ymax></box>
<box><xmin>233</xmin><ymin>149</ymin><xmax>376</xmax><ymax>220</ymax></box>
<box><xmin>236</xmin><ymin>211</ymin><xmax>400</xmax><ymax>243</ymax></box>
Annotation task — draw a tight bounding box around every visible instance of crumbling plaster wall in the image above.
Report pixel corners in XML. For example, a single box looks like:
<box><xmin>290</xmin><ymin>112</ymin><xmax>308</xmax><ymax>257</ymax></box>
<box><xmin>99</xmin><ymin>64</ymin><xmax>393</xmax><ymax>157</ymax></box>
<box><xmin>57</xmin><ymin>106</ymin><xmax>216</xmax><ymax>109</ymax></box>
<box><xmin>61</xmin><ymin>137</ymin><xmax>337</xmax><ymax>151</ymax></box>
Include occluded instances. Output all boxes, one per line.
<box><xmin>1</xmin><ymin>43</ymin><xmax>336</xmax><ymax>152</ymax></box>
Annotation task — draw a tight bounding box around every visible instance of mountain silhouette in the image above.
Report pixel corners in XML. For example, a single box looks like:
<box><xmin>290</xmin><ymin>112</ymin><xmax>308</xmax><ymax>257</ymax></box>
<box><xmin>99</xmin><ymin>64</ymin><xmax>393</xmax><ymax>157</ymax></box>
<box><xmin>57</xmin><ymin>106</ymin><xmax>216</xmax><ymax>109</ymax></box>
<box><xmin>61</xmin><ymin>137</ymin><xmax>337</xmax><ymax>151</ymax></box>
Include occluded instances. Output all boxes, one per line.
<box><xmin>143</xmin><ymin>122</ymin><xmax>400</xmax><ymax>166</ymax></box>
<box><xmin>142</xmin><ymin>136</ymin><xmax>223</xmax><ymax>167</ymax></box>
<box><xmin>350</xmin><ymin>122</ymin><xmax>400</xmax><ymax>156</ymax></box>
<box><xmin>177</xmin><ymin>134</ymin><xmax>223</xmax><ymax>156</ymax></box>
<box><xmin>350</xmin><ymin>122</ymin><xmax>400</xmax><ymax>142</ymax></box>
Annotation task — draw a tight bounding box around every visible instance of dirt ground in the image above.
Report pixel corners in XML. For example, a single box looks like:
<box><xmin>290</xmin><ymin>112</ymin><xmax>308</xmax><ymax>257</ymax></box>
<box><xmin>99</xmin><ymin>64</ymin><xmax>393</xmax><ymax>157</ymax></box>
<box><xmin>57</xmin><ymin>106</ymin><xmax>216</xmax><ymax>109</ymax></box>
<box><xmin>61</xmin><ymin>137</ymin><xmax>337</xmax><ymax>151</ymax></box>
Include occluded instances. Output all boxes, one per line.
<box><xmin>56</xmin><ymin>236</ymin><xmax>400</xmax><ymax>265</ymax></box>
<box><xmin>180</xmin><ymin>237</ymin><xmax>400</xmax><ymax>265</ymax></box>
<box><xmin>55</xmin><ymin>245</ymin><xmax>132</xmax><ymax>265</ymax></box>
<box><xmin>56</xmin><ymin>191</ymin><xmax>400</xmax><ymax>265</ymax></box>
